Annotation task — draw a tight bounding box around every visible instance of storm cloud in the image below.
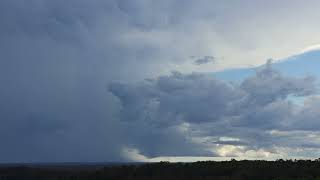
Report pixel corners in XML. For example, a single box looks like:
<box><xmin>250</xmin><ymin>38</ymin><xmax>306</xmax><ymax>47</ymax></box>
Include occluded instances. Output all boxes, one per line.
<box><xmin>110</xmin><ymin>63</ymin><xmax>320</xmax><ymax>159</ymax></box>
<box><xmin>0</xmin><ymin>0</ymin><xmax>160</xmax><ymax>162</ymax></box>
<box><xmin>0</xmin><ymin>0</ymin><xmax>226</xmax><ymax>162</ymax></box>
<box><xmin>2</xmin><ymin>0</ymin><xmax>320</xmax><ymax>162</ymax></box>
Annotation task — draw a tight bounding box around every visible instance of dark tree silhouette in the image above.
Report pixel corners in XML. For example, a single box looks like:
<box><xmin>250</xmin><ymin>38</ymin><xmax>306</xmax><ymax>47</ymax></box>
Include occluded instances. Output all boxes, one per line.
<box><xmin>1</xmin><ymin>160</ymin><xmax>320</xmax><ymax>179</ymax></box>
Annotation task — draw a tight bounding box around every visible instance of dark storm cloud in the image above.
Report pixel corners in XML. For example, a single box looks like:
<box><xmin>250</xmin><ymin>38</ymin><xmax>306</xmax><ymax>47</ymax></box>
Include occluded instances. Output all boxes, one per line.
<box><xmin>110</xmin><ymin>63</ymin><xmax>320</xmax><ymax>157</ymax></box>
<box><xmin>2</xmin><ymin>0</ymin><xmax>320</xmax><ymax>162</ymax></box>
<box><xmin>194</xmin><ymin>56</ymin><xmax>215</xmax><ymax>65</ymax></box>
<box><xmin>0</xmin><ymin>0</ymin><xmax>167</xmax><ymax>162</ymax></box>
<box><xmin>0</xmin><ymin>0</ymin><xmax>228</xmax><ymax>162</ymax></box>
<box><xmin>110</xmin><ymin>71</ymin><xmax>239</xmax><ymax>125</ymax></box>
<box><xmin>110</xmin><ymin>63</ymin><xmax>317</xmax><ymax>126</ymax></box>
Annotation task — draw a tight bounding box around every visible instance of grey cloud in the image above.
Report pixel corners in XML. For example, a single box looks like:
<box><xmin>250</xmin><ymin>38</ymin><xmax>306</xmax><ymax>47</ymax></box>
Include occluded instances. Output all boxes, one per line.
<box><xmin>241</xmin><ymin>62</ymin><xmax>317</xmax><ymax>105</ymax></box>
<box><xmin>194</xmin><ymin>56</ymin><xmax>215</xmax><ymax>65</ymax></box>
<box><xmin>121</xmin><ymin>123</ymin><xmax>214</xmax><ymax>158</ymax></box>
<box><xmin>3</xmin><ymin>0</ymin><xmax>320</xmax><ymax>162</ymax></box>
<box><xmin>110</xmin><ymin>71</ymin><xmax>239</xmax><ymax>125</ymax></box>
<box><xmin>289</xmin><ymin>97</ymin><xmax>320</xmax><ymax>130</ymax></box>
<box><xmin>0</xmin><ymin>0</ymin><xmax>174</xmax><ymax>162</ymax></box>
<box><xmin>110</xmin><ymin>62</ymin><xmax>320</xmax><ymax>158</ymax></box>
<box><xmin>0</xmin><ymin>0</ymin><xmax>231</xmax><ymax>162</ymax></box>
<box><xmin>111</xmin><ymin>63</ymin><xmax>318</xmax><ymax>126</ymax></box>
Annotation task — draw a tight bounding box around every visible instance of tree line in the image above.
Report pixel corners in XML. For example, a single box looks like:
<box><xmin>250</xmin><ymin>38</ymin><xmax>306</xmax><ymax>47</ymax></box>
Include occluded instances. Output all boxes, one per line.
<box><xmin>1</xmin><ymin>159</ymin><xmax>320</xmax><ymax>179</ymax></box>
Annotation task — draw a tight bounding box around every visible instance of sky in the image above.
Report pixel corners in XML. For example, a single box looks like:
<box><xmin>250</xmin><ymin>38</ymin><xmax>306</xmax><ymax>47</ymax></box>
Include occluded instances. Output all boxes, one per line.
<box><xmin>2</xmin><ymin>0</ymin><xmax>320</xmax><ymax>163</ymax></box>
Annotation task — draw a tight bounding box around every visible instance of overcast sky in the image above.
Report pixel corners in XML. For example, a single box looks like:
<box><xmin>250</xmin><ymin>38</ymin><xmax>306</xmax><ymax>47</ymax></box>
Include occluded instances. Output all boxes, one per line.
<box><xmin>2</xmin><ymin>0</ymin><xmax>320</xmax><ymax>163</ymax></box>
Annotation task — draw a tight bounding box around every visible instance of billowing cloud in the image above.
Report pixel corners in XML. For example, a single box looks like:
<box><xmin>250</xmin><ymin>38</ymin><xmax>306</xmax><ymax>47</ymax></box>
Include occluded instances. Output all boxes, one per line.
<box><xmin>110</xmin><ymin>63</ymin><xmax>320</xmax><ymax>160</ymax></box>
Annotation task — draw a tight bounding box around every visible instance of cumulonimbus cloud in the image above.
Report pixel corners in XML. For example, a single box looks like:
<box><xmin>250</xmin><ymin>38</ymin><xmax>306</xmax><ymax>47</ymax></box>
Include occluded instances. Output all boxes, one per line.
<box><xmin>110</xmin><ymin>62</ymin><xmax>320</xmax><ymax>159</ymax></box>
<box><xmin>3</xmin><ymin>0</ymin><xmax>320</xmax><ymax>162</ymax></box>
